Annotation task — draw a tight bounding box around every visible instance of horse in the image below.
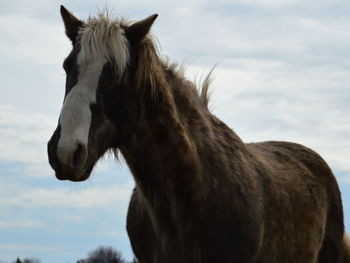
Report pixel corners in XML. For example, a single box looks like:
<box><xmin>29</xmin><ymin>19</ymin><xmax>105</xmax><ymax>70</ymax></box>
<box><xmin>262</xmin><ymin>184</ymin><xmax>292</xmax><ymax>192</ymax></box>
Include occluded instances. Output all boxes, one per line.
<box><xmin>47</xmin><ymin>6</ymin><xmax>350</xmax><ymax>263</ymax></box>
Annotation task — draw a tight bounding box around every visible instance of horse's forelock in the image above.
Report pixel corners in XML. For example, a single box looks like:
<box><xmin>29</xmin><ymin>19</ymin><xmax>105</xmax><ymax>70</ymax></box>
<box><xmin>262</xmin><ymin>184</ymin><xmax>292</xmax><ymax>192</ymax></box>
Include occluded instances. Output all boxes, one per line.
<box><xmin>78</xmin><ymin>13</ymin><xmax>130</xmax><ymax>78</ymax></box>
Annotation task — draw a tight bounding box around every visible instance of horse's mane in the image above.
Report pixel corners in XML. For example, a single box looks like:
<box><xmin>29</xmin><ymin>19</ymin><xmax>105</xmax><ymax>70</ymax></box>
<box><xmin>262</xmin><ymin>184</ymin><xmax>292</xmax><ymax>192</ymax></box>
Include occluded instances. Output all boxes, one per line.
<box><xmin>79</xmin><ymin>13</ymin><xmax>130</xmax><ymax>77</ymax></box>
<box><xmin>79</xmin><ymin>12</ymin><xmax>211</xmax><ymax>109</ymax></box>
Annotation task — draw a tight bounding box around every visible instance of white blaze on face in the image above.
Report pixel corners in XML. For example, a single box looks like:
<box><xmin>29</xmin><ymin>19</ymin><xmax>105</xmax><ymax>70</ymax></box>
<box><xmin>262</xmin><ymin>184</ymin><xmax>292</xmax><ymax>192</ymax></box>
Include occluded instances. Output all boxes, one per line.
<box><xmin>56</xmin><ymin>50</ymin><xmax>107</xmax><ymax>166</ymax></box>
<box><xmin>56</xmin><ymin>16</ymin><xmax>130</xmax><ymax>168</ymax></box>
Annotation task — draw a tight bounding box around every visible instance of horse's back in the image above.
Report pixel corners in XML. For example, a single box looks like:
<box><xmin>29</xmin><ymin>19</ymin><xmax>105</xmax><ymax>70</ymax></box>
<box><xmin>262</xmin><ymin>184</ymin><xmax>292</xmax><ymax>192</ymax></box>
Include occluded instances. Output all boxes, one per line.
<box><xmin>247</xmin><ymin>141</ymin><xmax>344</xmax><ymax>263</ymax></box>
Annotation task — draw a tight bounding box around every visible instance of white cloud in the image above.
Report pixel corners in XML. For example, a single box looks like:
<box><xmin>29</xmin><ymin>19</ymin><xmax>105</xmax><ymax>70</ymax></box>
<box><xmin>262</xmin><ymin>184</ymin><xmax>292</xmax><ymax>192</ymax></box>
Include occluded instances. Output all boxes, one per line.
<box><xmin>0</xmin><ymin>13</ymin><xmax>69</xmax><ymax>66</ymax></box>
<box><xmin>0</xmin><ymin>182</ymin><xmax>133</xmax><ymax>209</ymax></box>
<box><xmin>0</xmin><ymin>220</ymin><xmax>45</xmax><ymax>229</ymax></box>
<box><xmin>0</xmin><ymin>105</ymin><xmax>56</xmax><ymax>175</ymax></box>
<box><xmin>344</xmin><ymin>175</ymin><xmax>350</xmax><ymax>184</ymax></box>
<box><xmin>0</xmin><ymin>243</ymin><xmax>62</xmax><ymax>252</ymax></box>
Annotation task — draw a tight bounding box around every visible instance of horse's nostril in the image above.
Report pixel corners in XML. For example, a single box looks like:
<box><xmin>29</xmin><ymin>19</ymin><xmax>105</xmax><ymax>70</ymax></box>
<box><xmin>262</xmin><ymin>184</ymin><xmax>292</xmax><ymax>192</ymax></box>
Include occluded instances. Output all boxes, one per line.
<box><xmin>72</xmin><ymin>143</ymin><xmax>87</xmax><ymax>168</ymax></box>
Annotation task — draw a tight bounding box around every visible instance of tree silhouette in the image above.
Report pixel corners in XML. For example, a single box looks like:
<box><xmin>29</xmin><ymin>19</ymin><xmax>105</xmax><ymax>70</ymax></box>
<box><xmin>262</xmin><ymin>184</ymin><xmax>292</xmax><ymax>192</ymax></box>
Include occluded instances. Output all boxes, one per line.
<box><xmin>77</xmin><ymin>246</ymin><xmax>126</xmax><ymax>263</ymax></box>
<box><xmin>12</xmin><ymin>258</ymin><xmax>40</xmax><ymax>263</ymax></box>
<box><xmin>22</xmin><ymin>258</ymin><xmax>41</xmax><ymax>263</ymax></box>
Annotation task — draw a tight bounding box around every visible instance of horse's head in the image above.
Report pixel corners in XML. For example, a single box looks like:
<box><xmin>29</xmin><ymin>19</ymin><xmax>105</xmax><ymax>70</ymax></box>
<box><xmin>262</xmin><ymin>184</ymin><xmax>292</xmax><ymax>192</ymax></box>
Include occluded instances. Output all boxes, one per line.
<box><xmin>47</xmin><ymin>6</ymin><xmax>157</xmax><ymax>181</ymax></box>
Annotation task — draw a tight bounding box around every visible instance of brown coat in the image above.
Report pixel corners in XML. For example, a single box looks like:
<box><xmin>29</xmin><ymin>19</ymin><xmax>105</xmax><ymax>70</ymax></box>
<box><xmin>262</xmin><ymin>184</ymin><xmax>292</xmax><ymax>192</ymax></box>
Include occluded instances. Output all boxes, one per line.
<box><xmin>122</xmin><ymin>37</ymin><xmax>348</xmax><ymax>263</ymax></box>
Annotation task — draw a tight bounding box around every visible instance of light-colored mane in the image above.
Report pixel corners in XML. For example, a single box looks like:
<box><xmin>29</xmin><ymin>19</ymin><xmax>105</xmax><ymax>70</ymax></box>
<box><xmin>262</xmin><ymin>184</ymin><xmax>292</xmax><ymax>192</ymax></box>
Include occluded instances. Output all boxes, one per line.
<box><xmin>78</xmin><ymin>11</ymin><xmax>210</xmax><ymax>107</ymax></box>
<box><xmin>78</xmin><ymin>13</ymin><xmax>130</xmax><ymax>77</ymax></box>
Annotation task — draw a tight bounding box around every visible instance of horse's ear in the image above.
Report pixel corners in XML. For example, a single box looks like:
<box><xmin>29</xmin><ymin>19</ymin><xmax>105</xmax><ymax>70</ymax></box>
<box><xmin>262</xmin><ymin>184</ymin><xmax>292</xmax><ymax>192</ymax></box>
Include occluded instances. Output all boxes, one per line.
<box><xmin>125</xmin><ymin>14</ymin><xmax>158</xmax><ymax>44</ymax></box>
<box><xmin>60</xmin><ymin>5</ymin><xmax>83</xmax><ymax>43</ymax></box>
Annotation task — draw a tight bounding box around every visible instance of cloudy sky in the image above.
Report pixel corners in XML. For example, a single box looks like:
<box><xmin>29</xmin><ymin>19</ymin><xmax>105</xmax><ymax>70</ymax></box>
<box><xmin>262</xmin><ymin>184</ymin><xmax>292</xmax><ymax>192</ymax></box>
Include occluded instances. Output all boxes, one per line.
<box><xmin>0</xmin><ymin>0</ymin><xmax>349</xmax><ymax>262</ymax></box>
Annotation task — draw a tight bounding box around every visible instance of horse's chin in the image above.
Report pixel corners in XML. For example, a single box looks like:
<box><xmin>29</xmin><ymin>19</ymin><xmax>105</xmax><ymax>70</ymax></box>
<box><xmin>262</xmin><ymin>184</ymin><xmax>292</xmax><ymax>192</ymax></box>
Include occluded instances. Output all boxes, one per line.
<box><xmin>55</xmin><ymin>162</ymin><xmax>94</xmax><ymax>182</ymax></box>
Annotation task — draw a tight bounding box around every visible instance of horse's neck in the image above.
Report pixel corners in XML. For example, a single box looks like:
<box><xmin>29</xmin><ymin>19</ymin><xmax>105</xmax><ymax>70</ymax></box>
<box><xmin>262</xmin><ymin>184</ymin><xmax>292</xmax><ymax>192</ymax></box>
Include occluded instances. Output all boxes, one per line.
<box><xmin>120</xmin><ymin>64</ymin><xmax>246</xmax><ymax>219</ymax></box>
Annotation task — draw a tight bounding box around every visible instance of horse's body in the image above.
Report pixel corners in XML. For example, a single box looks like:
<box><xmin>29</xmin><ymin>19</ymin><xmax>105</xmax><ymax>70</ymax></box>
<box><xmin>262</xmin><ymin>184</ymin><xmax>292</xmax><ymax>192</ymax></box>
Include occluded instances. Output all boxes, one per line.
<box><xmin>48</xmin><ymin>6</ymin><xmax>350</xmax><ymax>263</ymax></box>
<box><xmin>127</xmin><ymin>140</ymin><xmax>342</xmax><ymax>263</ymax></box>
<box><xmin>123</xmin><ymin>63</ymin><xmax>344</xmax><ymax>263</ymax></box>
